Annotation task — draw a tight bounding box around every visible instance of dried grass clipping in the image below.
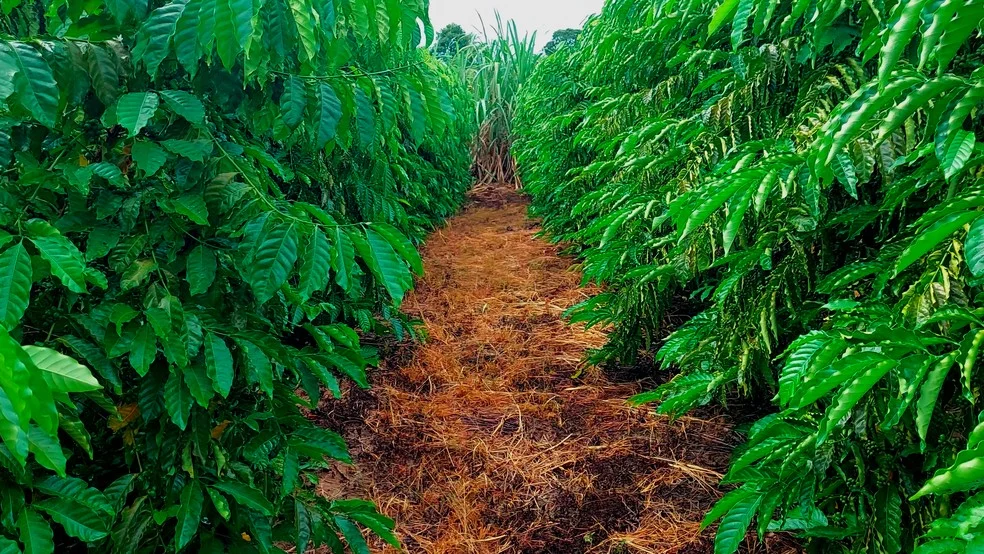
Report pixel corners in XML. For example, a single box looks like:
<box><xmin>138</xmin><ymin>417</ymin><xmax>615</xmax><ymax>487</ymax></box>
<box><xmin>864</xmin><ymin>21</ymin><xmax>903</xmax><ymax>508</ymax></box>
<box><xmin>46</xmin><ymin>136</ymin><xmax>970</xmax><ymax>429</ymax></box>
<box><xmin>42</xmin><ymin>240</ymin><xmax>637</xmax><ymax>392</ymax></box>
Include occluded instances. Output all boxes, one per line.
<box><xmin>314</xmin><ymin>184</ymin><xmax>800</xmax><ymax>554</ymax></box>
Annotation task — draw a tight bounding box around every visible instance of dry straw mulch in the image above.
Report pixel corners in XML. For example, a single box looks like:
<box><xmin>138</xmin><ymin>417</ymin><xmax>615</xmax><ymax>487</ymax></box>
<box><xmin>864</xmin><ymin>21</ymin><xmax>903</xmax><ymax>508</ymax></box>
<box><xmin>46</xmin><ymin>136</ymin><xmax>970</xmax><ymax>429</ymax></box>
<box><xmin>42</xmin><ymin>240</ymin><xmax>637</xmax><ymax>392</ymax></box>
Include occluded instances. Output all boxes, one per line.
<box><xmin>314</xmin><ymin>183</ymin><xmax>799</xmax><ymax>554</ymax></box>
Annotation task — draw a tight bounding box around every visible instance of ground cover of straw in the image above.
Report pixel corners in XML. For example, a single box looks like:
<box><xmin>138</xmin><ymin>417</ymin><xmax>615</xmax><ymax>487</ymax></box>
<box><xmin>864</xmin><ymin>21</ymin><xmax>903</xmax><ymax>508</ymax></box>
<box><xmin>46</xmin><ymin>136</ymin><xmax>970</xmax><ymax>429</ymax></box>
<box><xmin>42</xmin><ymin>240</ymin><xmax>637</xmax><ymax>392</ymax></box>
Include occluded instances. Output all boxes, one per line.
<box><xmin>314</xmin><ymin>184</ymin><xmax>798</xmax><ymax>553</ymax></box>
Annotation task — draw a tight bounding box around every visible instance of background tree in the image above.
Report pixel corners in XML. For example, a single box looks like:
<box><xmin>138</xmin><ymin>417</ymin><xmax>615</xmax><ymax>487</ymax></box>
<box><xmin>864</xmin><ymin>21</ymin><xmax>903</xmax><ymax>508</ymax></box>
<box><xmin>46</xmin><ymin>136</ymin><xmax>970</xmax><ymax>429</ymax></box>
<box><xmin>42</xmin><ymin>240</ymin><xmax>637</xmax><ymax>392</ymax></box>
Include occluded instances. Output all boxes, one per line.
<box><xmin>543</xmin><ymin>28</ymin><xmax>581</xmax><ymax>55</ymax></box>
<box><xmin>433</xmin><ymin>23</ymin><xmax>475</xmax><ymax>60</ymax></box>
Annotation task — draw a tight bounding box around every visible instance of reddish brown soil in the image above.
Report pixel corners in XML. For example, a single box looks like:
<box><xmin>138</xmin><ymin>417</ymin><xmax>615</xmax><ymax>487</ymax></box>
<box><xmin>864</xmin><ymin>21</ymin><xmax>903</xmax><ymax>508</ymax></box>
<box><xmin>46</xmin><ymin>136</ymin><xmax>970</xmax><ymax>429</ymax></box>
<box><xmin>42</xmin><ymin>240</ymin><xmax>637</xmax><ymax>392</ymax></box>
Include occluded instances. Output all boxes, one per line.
<box><xmin>314</xmin><ymin>184</ymin><xmax>799</xmax><ymax>554</ymax></box>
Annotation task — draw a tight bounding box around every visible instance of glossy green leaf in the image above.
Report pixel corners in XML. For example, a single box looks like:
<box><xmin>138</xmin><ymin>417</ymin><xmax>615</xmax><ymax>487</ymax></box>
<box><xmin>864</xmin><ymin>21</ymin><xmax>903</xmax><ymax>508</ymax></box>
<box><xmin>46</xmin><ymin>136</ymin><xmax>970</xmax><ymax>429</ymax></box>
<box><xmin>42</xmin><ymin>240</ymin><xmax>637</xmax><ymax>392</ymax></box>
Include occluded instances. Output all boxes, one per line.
<box><xmin>131</xmin><ymin>141</ymin><xmax>168</xmax><ymax>177</ymax></box>
<box><xmin>204</xmin><ymin>333</ymin><xmax>234</xmax><ymax>398</ymax></box>
<box><xmin>281</xmin><ymin>75</ymin><xmax>307</xmax><ymax>130</ymax></box>
<box><xmin>0</xmin><ymin>242</ymin><xmax>32</xmax><ymax>330</ymax></box>
<box><xmin>248</xmin><ymin>221</ymin><xmax>298</xmax><ymax>304</ymax></box>
<box><xmin>114</xmin><ymin>92</ymin><xmax>160</xmax><ymax>137</ymax></box>
<box><xmin>210</xmin><ymin>481</ymin><xmax>274</xmax><ymax>516</ymax></box>
<box><xmin>176</xmin><ymin>480</ymin><xmax>204</xmax><ymax>550</ymax></box>
<box><xmin>17</xmin><ymin>508</ymin><xmax>54</xmax><ymax>554</ymax></box>
<box><xmin>160</xmin><ymin>90</ymin><xmax>205</xmax><ymax>125</ymax></box>
<box><xmin>165</xmin><ymin>371</ymin><xmax>193</xmax><ymax>430</ymax></box>
<box><xmin>23</xmin><ymin>346</ymin><xmax>100</xmax><ymax>393</ymax></box>
<box><xmin>299</xmin><ymin>227</ymin><xmax>332</xmax><ymax>300</ymax></box>
<box><xmin>1</xmin><ymin>42</ymin><xmax>59</xmax><ymax>127</ymax></box>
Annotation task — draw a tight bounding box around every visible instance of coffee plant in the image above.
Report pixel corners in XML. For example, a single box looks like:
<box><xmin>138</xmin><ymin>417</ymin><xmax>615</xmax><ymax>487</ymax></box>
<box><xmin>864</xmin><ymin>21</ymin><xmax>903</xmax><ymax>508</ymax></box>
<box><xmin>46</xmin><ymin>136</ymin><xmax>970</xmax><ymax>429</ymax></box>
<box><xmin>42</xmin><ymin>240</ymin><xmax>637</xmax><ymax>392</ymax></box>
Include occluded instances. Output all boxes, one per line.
<box><xmin>514</xmin><ymin>0</ymin><xmax>984</xmax><ymax>552</ymax></box>
<box><xmin>0</xmin><ymin>0</ymin><xmax>473</xmax><ymax>552</ymax></box>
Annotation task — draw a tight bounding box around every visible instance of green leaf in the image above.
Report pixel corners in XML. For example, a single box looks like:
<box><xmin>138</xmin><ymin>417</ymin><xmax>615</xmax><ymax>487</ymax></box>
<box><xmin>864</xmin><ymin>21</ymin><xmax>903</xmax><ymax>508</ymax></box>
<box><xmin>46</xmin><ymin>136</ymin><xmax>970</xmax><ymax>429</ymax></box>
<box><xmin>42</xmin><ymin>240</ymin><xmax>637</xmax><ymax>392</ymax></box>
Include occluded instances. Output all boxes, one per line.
<box><xmin>248</xmin><ymin>221</ymin><xmax>298</xmax><ymax>304</ymax></box>
<box><xmin>353</xmin><ymin>85</ymin><xmax>375</xmax><ymax>149</ymax></box>
<box><xmin>879</xmin><ymin>0</ymin><xmax>932</xmax><ymax>85</ymax></box>
<box><xmin>912</xmin><ymin>445</ymin><xmax>984</xmax><ymax>500</ymax></box>
<box><xmin>917</xmin><ymin>352</ymin><xmax>959</xmax><ymax>448</ymax></box>
<box><xmin>175</xmin><ymin>0</ymin><xmax>204</xmax><ymax>74</ymax></box>
<box><xmin>120</xmin><ymin>260</ymin><xmax>157</xmax><ymax>291</ymax></box>
<box><xmin>281</xmin><ymin>76</ymin><xmax>306</xmax><ymax>130</ymax></box>
<box><xmin>214</xmin><ymin>0</ymin><xmax>251</xmax><ymax>69</ymax></box>
<box><xmin>207</xmin><ymin>488</ymin><xmax>231</xmax><ymax>520</ymax></box>
<box><xmin>896</xmin><ymin>211</ymin><xmax>981</xmax><ymax>275</ymax></box>
<box><xmin>874</xmin><ymin>486</ymin><xmax>902</xmax><ymax>554</ymax></box>
<box><xmin>115</xmin><ymin>92</ymin><xmax>160</xmax><ymax>137</ymax></box>
<box><xmin>315</xmin><ymin>82</ymin><xmax>343</xmax><ymax>149</ymax></box>
<box><xmin>27</xmin><ymin>219</ymin><xmax>87</xmax><ymax>294</ymax></box>
<box><xmin>818</xmin><ymin>359</ymin><xmax>896</xmax><ymax>444</ymax></box>
<box><xmin>28</xmin><ymin>427</ymin><xmax>67</xmax><ymax>476</ymax></box>
<box><xmin>966</xmin><ymin>215</ymin><xmax>984</xmax><ymax>278</ymax></box>
<box><xmin>330</xmin><ymin>227</ymin><xmax>357</xmax><ymax>293</ymax></box>
<box><xmin>183</xmin><ymin>363</ymin><xmax>213</xmax><ymax>407</ymax></box>
<box><xmin>133</xmin><ymin>0</ymin><xmax>190</xmax><ymax>78</ymax></box>
<box><xmin>160</xmin><ymin>90</ymin><xmax>205</xmax><ymax>125</ymax></box>
<box><xmin>298</xmin><ymin>228</ymin><xmax>332</xmax><ymax>300</ymax></box>
<box><xmin>335</xmin><ymin>517</ymin><xmax>370</xmax><ymax>554</ymax></box>
<box><xmin>337</xmin><ymin>509</ymin><xmax>399</xmax><ymax>548</ymax></box>
<box><xmin>162</xmin><ymin>139</ymin><xmax>213</xmax><ymax>161</ymax></box>
<box><xmin>176</xmin><ymin>480</ymin><xmax>204</xmax><ymax>551</ymax></box>
<box><xmin>131</xmin><ymin>141</ymin><xmax>168</xmax><ymax>177</ymax></box>
<box><xmin>324</xmin><ymin>352</ymin><xmax>368</xmax><ymax>389</ymax></box>
<box><xmin>0</xmin><ymin>537</ymin><xmax>20</xmax><ymax>554</ymax></box>
<box><xmin>129</xmin><ymin>324</ymin><xmax>157</xmax><ymax>377</ymax></box>
<box><xmin>371</xmin><ymin>222</ymin><xmax>423</xmax><ymax>275</ymax></box>
<box><xmin>209</xmin><ymin>481</ymin><xmax>274</xmax><ymax>516</ymax></box>
<box><xmin>933</xmin><ymin>0</ymin><xmax>984</xmax><ymax>73</ymax></box>
<box><xmin>23</xmin><ymin>346</ymin><xmax>100</xmax><ymax>393</ymax></box>
<box><xmin>186</xmin><ymin>245</ymin><xmax>217</xmax><ymax>295</ymax></box>
<box><xmin>939</xmin><ymin>129</ymin><xmax>976</xmax><ymax>181</ymax></box>
<box><xmin>289</xmin><ymin>426</ymin><xmax>350</xmax><ymax>462</ymax></box>
<box><xmin>361</xmin><ymin>228</ymin><xmax>412</xmax><ymax>305</ymax></box>
<box><xmin>708</xmin><ymin>0</ymin><xmax>740</xmax><ymax>37</ymax></box>
<box><xmin>237</xmin><ymin>338</ymin><xmax>273</xmax><ymax>397</ymax></box>
<box><xmin>730</xmin><ymin>0</ymin><xmax>755</xmax><ymax>48</ymax></box>
<box><xmin>35</xmin><ymin>496</ymin><xmax>109</xmax><ymax>542</ymax></box>
<box><xmin>1</xmin><ymin>42</ymin><xmax>59</xmax><ymax>127</ymax></box>
<box><xmin>204</xmin><ymin>333</ymin><xmax>234</xmax><ymax>398</ymax></box>
<box><xmin>172</xmin><ymin>192</ymin><xmax>210</xmax><ymax>225</ymax></box>
<box><xmin>84</xmin><ymin>44</ymin><xmax>121</xmax><ymax>106</ymax></box>
<box><xmin>0</xmin><ymin>242</ymin><xmax>32</xmax><ymax>330</ymax></box>
<box><xmin>288</xmin><ymin>0</ymin><xmax>319</xmax><ymax>62</ymax></box>
<box><xmin>165</xmin><ymin>371</ymin><xmax>193</xmax><ymax>430</ymax></box>
<box><xmin>714</xmin><ymin>493</ymin><xmax>761</xmax><ymax>554</ymax></box>
<box><xmin>17</xmin><ymin>508</ymin><xmax>54</xmax><ymax>554</ymax></box>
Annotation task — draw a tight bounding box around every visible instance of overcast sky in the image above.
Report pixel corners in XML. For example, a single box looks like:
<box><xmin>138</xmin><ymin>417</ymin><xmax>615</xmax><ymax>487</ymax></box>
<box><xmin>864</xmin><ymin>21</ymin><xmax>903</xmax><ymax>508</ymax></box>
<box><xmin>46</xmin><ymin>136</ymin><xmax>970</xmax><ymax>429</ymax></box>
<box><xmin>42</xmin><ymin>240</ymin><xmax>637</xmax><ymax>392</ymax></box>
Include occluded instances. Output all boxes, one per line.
<box><xmin>428</xmin><ymin>0</ymin><xmax>605</xmax><ymax>49</ymax></box>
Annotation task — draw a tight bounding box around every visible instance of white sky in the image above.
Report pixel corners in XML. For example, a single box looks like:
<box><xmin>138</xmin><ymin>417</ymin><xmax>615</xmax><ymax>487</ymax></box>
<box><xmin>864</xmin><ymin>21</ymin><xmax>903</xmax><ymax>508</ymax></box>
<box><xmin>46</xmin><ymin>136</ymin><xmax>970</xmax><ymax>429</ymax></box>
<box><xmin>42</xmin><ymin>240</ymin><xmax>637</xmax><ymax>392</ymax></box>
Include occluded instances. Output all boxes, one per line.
<box><xmin>428</xmin><ymin>0</ymin><xmax>605</xmax><ymax>50</ymax></box>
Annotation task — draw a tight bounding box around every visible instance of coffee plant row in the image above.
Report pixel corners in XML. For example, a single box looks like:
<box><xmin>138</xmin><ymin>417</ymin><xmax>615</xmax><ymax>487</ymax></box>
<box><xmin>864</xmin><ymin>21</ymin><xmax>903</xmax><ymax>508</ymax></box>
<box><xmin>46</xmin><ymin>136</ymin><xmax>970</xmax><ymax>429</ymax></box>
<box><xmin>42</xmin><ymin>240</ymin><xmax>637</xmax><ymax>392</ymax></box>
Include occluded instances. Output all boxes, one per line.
<box><xmin>514</xmin><ymin>0</ymin><xmax>984</xmax><ymax>552</ymax></box>
<box><xmin>0</xmin><ymin>0</ymin><xmax>473</xmax><ymax>552</ymax></box>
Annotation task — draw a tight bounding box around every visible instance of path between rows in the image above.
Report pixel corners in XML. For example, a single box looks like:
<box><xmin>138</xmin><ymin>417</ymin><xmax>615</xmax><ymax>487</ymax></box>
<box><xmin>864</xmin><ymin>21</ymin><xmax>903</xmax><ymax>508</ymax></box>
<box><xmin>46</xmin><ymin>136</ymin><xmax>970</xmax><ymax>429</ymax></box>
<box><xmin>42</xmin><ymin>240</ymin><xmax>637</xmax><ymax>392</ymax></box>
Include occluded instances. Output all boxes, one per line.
<box><xmin>316</xmin><ymin>185</ymin><xmax>790</xmax><ymax>553</ymax></box>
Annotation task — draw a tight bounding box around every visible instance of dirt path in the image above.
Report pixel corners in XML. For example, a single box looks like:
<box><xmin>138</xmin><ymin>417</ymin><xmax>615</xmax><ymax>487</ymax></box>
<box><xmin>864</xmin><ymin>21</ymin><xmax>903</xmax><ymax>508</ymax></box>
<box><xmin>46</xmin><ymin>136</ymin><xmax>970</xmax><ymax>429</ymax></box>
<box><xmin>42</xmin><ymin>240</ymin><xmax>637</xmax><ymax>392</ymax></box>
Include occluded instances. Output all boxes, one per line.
<box><xmin>316</xmin><ymin>185</ymin><xmax>788</xmax><ymax>553</ymax></box>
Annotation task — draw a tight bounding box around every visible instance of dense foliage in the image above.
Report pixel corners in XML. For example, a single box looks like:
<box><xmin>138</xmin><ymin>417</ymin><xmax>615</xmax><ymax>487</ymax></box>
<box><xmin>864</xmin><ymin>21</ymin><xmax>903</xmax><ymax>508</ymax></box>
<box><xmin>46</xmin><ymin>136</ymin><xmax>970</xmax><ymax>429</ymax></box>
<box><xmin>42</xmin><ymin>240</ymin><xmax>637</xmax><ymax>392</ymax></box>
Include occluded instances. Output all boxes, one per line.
<box><xmin>0</xmin><ymin>0</ymin><xmax>473</xmax><ymax>552</ymax></box>
<box><xmin>514</xmin><ymin>0</ymin><xmax>984</xmax><ymax>552</ymax></box>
